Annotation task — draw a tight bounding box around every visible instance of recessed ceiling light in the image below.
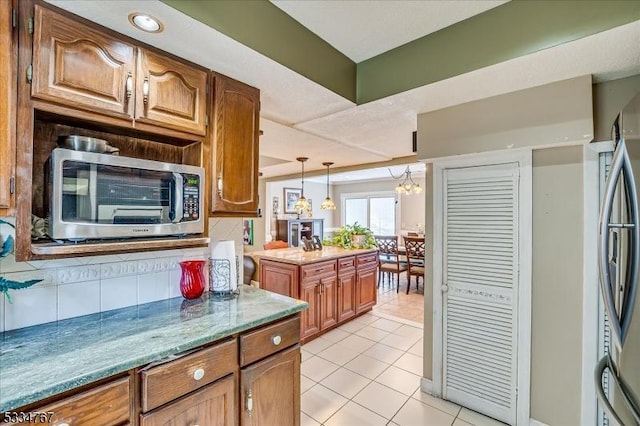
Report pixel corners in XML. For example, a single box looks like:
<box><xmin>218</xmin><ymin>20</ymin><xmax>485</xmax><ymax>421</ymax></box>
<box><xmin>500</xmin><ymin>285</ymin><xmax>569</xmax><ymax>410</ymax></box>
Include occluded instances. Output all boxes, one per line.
<box><xmin>128</xmin><ymin>13</ymin><xmax>163</xmax><ymax>33</ymax></box>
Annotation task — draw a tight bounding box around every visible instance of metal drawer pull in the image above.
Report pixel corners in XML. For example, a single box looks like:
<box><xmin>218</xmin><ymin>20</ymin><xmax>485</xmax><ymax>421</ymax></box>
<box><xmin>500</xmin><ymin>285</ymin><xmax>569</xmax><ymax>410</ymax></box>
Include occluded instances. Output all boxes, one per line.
<box><xmin>271</xmin><ymin>335</ymin><xmax>282</xmax><ymax>346</ymax></box>
<box><xmin>193</xmin><ymin>368</ymin><xmax>205</xmax><ymax>381</ymax></box>
<box><xmin>125</xmin><ymin>72</ymin><xmax>133</xmax><ymax>100</ymax></box>
<box><xmin>58</xmin><ymin>423</ymin><xmax>70</xmax><ymax>426</ymax></box>
<box><xmin>143</xmin><ymin>77</ymin><xmax>150</xmax><ymax>104</ymax></box>
<box><xmin>247</xmin><ymin>390</ymin><xmax>253</xmax><ymax>412</ymax></box>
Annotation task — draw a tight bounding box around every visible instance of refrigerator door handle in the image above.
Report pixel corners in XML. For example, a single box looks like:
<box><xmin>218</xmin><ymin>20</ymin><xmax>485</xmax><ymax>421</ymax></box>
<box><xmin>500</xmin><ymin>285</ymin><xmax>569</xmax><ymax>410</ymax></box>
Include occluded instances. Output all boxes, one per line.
<box><xmin>595</xmin><ymin>355</ymin><xmax>640</xmax><ymax>425</ymax></box>
<box><xmin>598</xmin><ymin>138</ymin><xmax>640</xmax><ymax>350</ymax></box>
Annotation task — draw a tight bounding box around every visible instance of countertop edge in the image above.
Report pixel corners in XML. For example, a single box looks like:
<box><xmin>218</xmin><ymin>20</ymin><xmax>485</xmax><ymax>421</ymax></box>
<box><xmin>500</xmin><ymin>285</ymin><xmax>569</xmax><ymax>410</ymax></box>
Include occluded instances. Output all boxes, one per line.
<box><xmin>0</xmin><ymin>292</ymin><xmax>307</xmax><ymax>412</ymax></box>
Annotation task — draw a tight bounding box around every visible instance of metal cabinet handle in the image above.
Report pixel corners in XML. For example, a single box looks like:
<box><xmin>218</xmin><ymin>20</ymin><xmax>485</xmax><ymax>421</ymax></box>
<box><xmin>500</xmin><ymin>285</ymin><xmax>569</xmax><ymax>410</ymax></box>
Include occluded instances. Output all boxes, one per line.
<box><xmin>142</xmin><ymin>76</ymin><xmax>150</xmax><ymax>104</ymax></box>
<box><xmin>595</xmin><ymin>355</ymin><xmax>640</xmax><ymax>425</ymax></box>
<box><xmin>125</xmin><ymin>72</ymin><xmax>133</xmax><ymax>100</ymax></box>
<box><xmin>246</xmin><ymin>389</ymin><xmax>253</xmax><ymax>413</ymax></box>
<box><xmin>193</xmin><ymin>368</ymin><xmax>205</xmax><ymax>381</ymax></box>
<box><xmin>57</xmin><ymin>423</ymin><xmax>70</xmax><ymax>426</ymax></box>
<box><xmin>217</xmin><ymin>175</ymin><xmax>223</xmax><ymax>196</ymax></box>
<box><xmin>271</xmin><ymin>335</ymin><xmax>282</xmax><ymax>346</ymax></box>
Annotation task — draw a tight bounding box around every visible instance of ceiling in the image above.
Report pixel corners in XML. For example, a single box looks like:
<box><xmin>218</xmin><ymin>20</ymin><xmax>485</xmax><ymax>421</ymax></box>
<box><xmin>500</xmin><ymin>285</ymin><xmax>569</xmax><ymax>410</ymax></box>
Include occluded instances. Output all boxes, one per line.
<box><xmin>48</xmin><ymin>1</ymin><xmax>640</xmax><ymax>183</ymax></box>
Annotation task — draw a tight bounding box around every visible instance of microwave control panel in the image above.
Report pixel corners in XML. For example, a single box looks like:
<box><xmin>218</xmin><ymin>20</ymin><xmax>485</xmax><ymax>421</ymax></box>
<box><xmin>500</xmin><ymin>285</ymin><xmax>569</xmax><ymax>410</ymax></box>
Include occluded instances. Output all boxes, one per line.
<box><xmin>183</xmin><ymin>174</ymin><xmax>201</xmax><ymax>221</ymax></box>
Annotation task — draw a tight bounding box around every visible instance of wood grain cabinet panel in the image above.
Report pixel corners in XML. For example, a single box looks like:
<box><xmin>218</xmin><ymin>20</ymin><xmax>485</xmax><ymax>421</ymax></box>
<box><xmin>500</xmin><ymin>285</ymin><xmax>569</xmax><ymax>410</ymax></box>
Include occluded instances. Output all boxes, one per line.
<box><xmin>260</xmin><ymin>259</ymin><xmax>298</xmax><ymax>298</ymax></box>
<box><xmin>240</xmin><ymin>316</ymin><xmax>300</xmax><ymax>367</ymax></box>
<box><xmin>356</xmin><ymin>263</ymin><xmax>377</xmax><ymax>313</ymax></box>
<box><xmin>136</xmin><ymin>48</ymin><xmax>207</xmax><ymax>136</ymax></box>
<box><xmin>140</xmin><ymin>374</ymin><xmax>236</xmax><ymax>426</ymax></box>
<box><xmin>209</xmin><ymin>73</ymin><xmax>260</xmax><ymax>216</ymax></box>
<box><xmin>320</xmin><ymin>274</ymin><xmax>339</xmax><ymax>330</ymax></box>
<box><xmin>3</xmin><ymin>377</ymin><xmax>132</xmax><ymax>426</ymax></box>
<box><xmin>31</xmin><ymin>4</ymin><xmax>136</xmax><ymax>119</ymax></box>
<box><xmin>0</xmin><ymin>0</ymin><xmax>15</xmax><ymax>211</ymax></box>
<box><xmin>300</xmin><ymin>278</ymin><xmax>321</xmax><ymax>340</ymax></box>
<box><xmin>140</xmin><ymin>339</ymin><xmax>237</xmax><ymax>413</ymax></box>
<box><xmin>337</xmin><ymin>269</ymin><xmax>357</xmax><ymax>322</ymax></box>
<box><xmin>240</xmin><ymin>346</ymin><xmax>300</xmax><ymax>426</ymax></box>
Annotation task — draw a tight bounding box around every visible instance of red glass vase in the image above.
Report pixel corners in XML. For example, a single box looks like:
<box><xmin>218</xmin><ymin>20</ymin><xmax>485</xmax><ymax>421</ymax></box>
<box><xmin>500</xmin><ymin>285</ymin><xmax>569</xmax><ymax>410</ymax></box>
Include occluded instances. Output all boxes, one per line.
<box><xmin>179</xmin><ymin>260</ymin><xmax>205</xmax><ymax>299</ymax></box>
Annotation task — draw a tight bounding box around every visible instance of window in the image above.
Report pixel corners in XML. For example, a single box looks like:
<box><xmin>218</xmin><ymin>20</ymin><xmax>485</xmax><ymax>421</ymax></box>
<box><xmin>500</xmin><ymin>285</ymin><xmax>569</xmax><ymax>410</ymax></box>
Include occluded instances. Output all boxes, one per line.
<box><xmin>342</xmin><ymin>192</ymin><xmax>398</xmax><ymax>234</ymax></box>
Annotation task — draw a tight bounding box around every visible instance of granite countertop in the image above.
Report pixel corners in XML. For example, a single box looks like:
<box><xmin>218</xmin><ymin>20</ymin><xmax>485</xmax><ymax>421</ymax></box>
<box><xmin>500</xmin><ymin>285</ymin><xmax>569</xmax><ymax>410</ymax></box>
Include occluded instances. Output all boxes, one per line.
<box><xmin>0</xmin><ymin>285</ymin><xmax>307</xmax><ymax>412</ymax></box>
<box><xmin>251</xmin><ymin>246</ymin><xmax>377</xmax><ymax>265</ymax></box>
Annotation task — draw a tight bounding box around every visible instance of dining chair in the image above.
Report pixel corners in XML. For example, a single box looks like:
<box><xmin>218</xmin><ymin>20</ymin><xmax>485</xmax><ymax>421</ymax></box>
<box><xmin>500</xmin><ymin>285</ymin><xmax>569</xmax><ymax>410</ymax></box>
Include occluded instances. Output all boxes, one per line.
<box><xmin>403</xmin><ymin>235</ymin><xmax>425</xmax><ymax>294</ymax></box>
<box><xmin>374</xmin><ymin>235</ymin><xmax>407</xmax><ymax>292</ymax></box>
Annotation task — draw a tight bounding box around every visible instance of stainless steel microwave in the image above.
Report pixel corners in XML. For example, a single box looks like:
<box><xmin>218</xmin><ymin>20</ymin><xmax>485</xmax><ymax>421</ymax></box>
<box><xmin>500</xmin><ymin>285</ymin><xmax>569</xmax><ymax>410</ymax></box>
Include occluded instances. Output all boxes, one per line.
<box><xmin>47</xmin><ymin>148</ymin><xmax>205</xmax><ymax>241</ymax></box>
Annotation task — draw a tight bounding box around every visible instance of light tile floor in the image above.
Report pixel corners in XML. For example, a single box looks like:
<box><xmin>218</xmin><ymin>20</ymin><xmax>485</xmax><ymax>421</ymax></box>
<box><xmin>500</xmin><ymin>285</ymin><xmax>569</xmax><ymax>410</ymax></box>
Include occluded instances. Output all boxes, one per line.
<box><xmin>374</xmin><ymin>274</ymin><xmax>425</xmax><ymax>324</ymax></box>
<box><xmin>301</xmin><ymin>294</ymin><xmax>507</xmax><ymax>426</ymax></box>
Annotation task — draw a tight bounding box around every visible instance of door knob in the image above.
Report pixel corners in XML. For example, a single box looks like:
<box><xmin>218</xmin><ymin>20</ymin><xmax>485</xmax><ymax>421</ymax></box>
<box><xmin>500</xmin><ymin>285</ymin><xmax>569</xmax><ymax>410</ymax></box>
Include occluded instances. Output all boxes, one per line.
<box><xmin>441</xmin><ymin>284</ymin><xmax>448</xmax><ymax>293</ymax></box>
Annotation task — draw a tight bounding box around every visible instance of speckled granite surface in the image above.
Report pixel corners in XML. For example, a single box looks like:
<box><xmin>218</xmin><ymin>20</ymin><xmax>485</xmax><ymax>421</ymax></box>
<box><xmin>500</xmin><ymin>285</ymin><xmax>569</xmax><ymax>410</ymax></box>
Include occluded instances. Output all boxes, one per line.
<box><xmin>0</xmin><ymin>285</ymin><xmax>307</xmax><ymax>412</ymax></box>
<box><xmin>251</xmin><ymin>246</ymin><xmax>377</xmax><ymax>265</ymax></box>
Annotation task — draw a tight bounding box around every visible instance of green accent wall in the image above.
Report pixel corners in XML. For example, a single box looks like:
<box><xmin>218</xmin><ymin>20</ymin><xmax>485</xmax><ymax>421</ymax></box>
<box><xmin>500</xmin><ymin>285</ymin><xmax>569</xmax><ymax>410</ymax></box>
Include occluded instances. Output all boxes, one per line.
<box><xmin>358</xmin><ymin>0</ymin><xmax>640</xmax><ymax>104</ymax></box>
<box><xmin>161</xmin><ymin>0</ymin><xmax>640</xmax><ymax>106</ymax></box>
<box><xmin>160</xmin><ymin>0</ymin><xmax>357</xmax><ymax>102</ymax></box>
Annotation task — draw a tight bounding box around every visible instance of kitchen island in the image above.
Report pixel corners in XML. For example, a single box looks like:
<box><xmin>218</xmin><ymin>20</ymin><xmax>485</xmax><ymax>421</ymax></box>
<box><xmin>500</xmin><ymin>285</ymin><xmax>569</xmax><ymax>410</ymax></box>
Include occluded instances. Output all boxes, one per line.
<box><xmin>252</xmin><ymin>246</ymin><xmax>379</xmax><ymax>342</ymax></box>
<box><xmin>0</xmin><ymin>285</ymin><xmax>306</xmax><ymax>424</ymax></box>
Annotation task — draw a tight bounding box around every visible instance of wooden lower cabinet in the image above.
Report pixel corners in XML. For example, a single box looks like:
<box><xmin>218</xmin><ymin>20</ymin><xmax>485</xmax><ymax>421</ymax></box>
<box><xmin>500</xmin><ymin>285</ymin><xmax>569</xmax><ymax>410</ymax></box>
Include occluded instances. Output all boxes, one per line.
<box><xmin>240</xmin><ymin>345</ymin><xmax>300</xmax><ymax>426</ymax></box>
<box><xmin>300</xmin><ymin>279</ymin><xmax>321</xmax><ymax>340</ymax></box>
<box><xmin>356</xmin><ymin>266</ymin><xmax>377</xmax><ymax>313</ymax></box>
<box><xmin>140</xmin><ymin>374</ymin><xmax>236</xmax><ymax>426</ymax></box>
<box><xmin>0</xmin><ymin>377</ymin><xmax>131</xmax><ymax>426</ymax></box>
<box><xmin>260</xmin><ymin>260</ymin><xmax>298</xmax><ymax>298</ymax></box>
<box><xmin>259</xmin><ymin>251</ymin><xmax>378</xmax><ymax>342</ymax></box>
<box><xmin>337</xmin><ymin>268</ymin><xmax>357</xmax><ymax>322</ymax></box>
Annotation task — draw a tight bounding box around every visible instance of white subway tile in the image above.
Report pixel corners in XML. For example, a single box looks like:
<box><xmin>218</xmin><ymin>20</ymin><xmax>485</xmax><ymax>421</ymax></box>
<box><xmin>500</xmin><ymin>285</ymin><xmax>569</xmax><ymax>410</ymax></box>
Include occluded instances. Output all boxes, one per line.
<box><xmin>138</xmin><ymin>257</ymin><xmax>175</xmax><ymax>274</ymax></box>
<box><xmin>4</xmin><ymin>285</ymin><xmax>58</xmax><ymax>330</ymax></box>
<box><xmin>58</xmin><ymin>280</ymin><xmax>100</xmax><ymax>320</ymax></box>
<box><xmin>100</xmin><ymin>261</ymin><xmax>138</xmax><ymax>279</ymax></box>
<box><xmin>137</xmin><ymin>271</ymin><xmax>170</xmax><ymax>304</ymax></box>
<box><xmin>0</xmin><ymin>253</ymin><xmax>37</xmax><ymax>274</ymax></box>
<box><xmin>169</xmin><ymin>269</ymin><xmax>183</xmax><ymax>298</ymax></box>
<box><xmin>101</xmin><ymin>276</ymin><xmax>137</xmax><ymax>311</ymax></box>
<box><xmin>1</xmin><ymin>270</ymin><xmax>56</xmax><ymax>286</ymax></box>
<box><xmin>76</xmin><ymin>254</ymin><xmax>123</xmax><ymax>265</ymax></box>
<box><xmin>57</xmin><ymin>265</ymin><xmax>100</xmax><ymax>284</ymax></box>
<box><xmin>26</xmin><ymin>258</ymin><xmax>84</xmax><ymax>270</ymax></box>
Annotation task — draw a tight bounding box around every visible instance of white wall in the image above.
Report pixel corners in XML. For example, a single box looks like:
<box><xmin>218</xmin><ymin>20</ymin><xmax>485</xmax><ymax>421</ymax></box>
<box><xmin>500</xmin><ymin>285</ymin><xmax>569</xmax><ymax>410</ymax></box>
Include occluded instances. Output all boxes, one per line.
<box><xmin>264</xmin><ymin>179</ymin><xmax>336</xmax><ymax>241</ymax></box>
<box><xmin>0</xmin><ymin>217</ymin><xmax>244</xmax><ymax>332</ymax></box>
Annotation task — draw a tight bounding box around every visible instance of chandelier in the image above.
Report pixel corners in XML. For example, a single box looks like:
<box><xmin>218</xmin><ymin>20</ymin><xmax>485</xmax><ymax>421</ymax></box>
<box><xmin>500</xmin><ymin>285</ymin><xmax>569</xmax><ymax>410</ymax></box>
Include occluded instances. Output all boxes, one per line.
<box><xmin>293</xmin><ymin>157</ymin><xmax>311</xmax><ymax>212</ymax></box>
<box><xmin>320</xmin><ymin>162</ymin><xmax>336</xmax><ymax>210</ymax></box>
<box><xmin>389</xmin><ymin>165</ymin><xmax>423</xmax><ymax>194</ymax></box>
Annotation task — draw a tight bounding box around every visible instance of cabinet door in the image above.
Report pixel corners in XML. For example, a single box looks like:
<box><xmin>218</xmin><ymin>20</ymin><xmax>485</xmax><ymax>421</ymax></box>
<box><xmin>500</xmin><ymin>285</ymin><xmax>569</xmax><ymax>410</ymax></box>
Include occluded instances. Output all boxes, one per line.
<box><xmin>136</xmin><ymin>48</ymin><xmax>207</xmax><ymax>136</ymax></box>
<box><xmin>356</xmin><ymin>267</ymin><xmax>377</xmax><ymax>313</ymax></box>
<box><xmin>32</xmin><ymin>5</ymin><xmax>135</xmax><ymax>119</ymax></box>
<box><xmin>300</xmin><ymin>279</ymin><xmax>321</xmax><ymax>340</ymax></box>
<box><xmin>240</xmin><ymin>346</ymin><xmax>300</xmax><ymax>426</ymax></box>
<box><xmin>338</xmin><ymin>271</ymin><xmax>357</xmax><ymax>322</ymax></box>
<box><xmin>259</xmin><ymin>260</ymin><xmax>299</xmax><ymax>298</ymax></box>
<box><xmin>209</xmin><ymin>73</ymin><xmax>260</xmax><ymax>216</ymax></box>
<box><xmin>320</xmin><ymin>275</ymin><xmax>338</xmax><ymax>330</ymax></box>
<box><xmin>0</xmin><ymin>0</ymin><xmax>15</xmax><ymax>211</ymax></box>
<box><xmin>141</xmin><ymin>374</ymin><xmax>236</xmax><ymax>426</ymax></box>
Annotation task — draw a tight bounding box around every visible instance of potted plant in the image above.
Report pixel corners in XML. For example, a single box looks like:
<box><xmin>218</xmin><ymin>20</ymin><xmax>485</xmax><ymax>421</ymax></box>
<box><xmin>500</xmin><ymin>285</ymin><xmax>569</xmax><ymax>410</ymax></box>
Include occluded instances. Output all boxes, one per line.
<box><xmin>325</xmin><ymin>222</ymin><xmax>377</xmax><ymax>249</ymax></box>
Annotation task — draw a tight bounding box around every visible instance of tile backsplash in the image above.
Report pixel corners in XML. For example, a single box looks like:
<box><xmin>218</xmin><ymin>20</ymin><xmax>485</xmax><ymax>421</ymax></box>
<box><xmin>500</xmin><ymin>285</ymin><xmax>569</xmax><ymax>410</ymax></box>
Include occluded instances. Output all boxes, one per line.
<box><xmin>0</xmin><ymin>217</ymin><xmax>243</xmax><ymax>332</ymax></box>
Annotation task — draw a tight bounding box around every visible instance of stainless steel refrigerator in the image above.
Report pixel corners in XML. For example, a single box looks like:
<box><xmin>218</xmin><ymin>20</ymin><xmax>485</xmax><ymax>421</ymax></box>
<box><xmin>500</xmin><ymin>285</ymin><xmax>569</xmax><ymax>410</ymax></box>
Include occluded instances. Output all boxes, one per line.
<box><xmin>597</xmin><ymin>90</ymin><xmax>640</xmax><ymax>425</ymax></box>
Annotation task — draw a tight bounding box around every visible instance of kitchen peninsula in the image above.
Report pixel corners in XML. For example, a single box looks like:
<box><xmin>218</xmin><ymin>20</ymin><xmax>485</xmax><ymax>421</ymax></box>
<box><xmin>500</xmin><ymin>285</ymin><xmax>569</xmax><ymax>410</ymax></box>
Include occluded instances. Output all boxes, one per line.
<box><xmin>253</xmin><ymin>246</ymin><xmax>379</xmax><ymax>342</ymax></box>
<box><xmin>0</xmin><ymin>286</ymin><xmax>306</xmax><ymax>425</ymax></box>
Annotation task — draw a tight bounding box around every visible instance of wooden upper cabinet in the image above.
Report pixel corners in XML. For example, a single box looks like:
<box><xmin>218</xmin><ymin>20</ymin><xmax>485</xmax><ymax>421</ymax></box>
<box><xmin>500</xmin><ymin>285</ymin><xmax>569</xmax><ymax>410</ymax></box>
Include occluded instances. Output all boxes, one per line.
<box><xmin>209</xmin><ymin>73</ymin><xmax>260</xmax><ymax>216</ymax></box>
<box><xmin>0</xmin><ymin>0</ymin><xmax>16</xmax><ymax>211</ymax></box>
<box><xmin>31</xmin><ymin>4</ymin><xmax>136</xmax><ymax>120</ymax></box>
<box><xmin>136</xmin><ymin>48</ymin><xmax>208</xmax><ymax>136</ymax></box>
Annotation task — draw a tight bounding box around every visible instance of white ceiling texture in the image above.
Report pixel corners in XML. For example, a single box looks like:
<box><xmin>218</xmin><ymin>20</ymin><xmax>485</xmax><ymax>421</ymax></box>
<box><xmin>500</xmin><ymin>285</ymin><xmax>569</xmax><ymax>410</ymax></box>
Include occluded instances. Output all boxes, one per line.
<box><xmin>49</xmin><ymin>1</ymin><xmax>640</xmax><ymax>183</ymax></box>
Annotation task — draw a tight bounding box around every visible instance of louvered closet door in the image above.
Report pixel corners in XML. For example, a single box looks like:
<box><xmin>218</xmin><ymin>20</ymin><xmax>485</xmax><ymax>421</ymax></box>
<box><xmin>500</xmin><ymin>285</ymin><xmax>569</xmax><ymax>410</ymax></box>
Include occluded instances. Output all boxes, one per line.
<box><xmin>443</xmin><ymin>163</ymin><xmax>519</xmax><ymax>425</ymax></box>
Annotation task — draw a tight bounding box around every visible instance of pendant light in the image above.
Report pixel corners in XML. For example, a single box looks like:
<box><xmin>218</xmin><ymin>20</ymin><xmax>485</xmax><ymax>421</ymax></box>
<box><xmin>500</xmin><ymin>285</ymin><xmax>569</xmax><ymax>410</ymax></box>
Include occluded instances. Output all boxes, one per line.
<box><xmin>390</xmin><ymin>166</ymin><xmax>423</xmax><ymax>194</ymax></box>
<box><xmin>320</xmin><ymin>162</ymin><xmax>336</xmax><ymax>210</ymax></box>
<box><xmin>293</xmin><ymin>157</ymin><xmax>311</xmax><ymax>213</ymax></box>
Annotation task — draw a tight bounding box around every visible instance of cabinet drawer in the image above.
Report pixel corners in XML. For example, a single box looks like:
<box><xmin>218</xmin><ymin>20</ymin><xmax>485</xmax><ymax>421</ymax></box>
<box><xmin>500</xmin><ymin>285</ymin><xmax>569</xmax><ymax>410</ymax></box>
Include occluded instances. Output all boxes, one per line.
<box><xmin>301</xmin><ymin>260</ymin><xmax>337</xmax><ymax>281</ymax></box>
<box><xmin>10</xmin><ymin>377</ymin><xmax>131</xmax><ymax>426</ymax></box>
<box><xmin>338</xmin><ymin>256</ymin><xmax>356</xmax><ymax>272</ymax></box>
<box><xmin>141</xmin><ymin>339</ymin><xmax>237</xmax><ymax>412</ymax></box>
<box><xmin>357</xmin><ymin>253</ymin><xmax>378</xmax><ymax>269</ymax></box>
<box><xmin>240</xmin><ymin>316</ymin><xmax>300</xmax><ymax>367</ymax></box>
<box><xmin>140</xmin><ymin>374</ymin><xmax>236</xmax><ymax>426</ymax></box>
